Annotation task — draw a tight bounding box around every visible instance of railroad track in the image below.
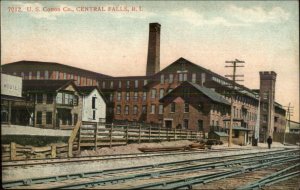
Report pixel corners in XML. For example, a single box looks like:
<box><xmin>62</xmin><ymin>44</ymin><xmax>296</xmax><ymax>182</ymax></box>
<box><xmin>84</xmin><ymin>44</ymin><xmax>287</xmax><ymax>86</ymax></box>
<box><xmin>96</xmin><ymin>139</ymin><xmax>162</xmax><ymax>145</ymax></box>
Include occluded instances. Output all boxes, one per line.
<box><xmin>3</xmin><ymin>148</ymin><xmax>299</xmax><ymax>189</ymax></box>
<box><xmin>2</xmin><ymin>147</ymin><xmax>260</xmax><ymax>168</ymax></box>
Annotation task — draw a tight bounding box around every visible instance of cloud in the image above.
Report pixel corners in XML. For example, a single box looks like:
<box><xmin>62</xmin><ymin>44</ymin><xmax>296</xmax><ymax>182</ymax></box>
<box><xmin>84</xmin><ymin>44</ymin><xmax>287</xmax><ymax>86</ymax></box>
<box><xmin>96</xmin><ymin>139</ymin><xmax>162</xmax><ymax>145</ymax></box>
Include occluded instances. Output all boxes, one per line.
<box><xmin>227</xmin><ymin>5</ymin><xmax>290</xmax><ymax>23</ymax></box>
<box><xmin>12</xmin><ymin>2</ymin><xmax>76</xmax><ymax>20</ymax></box>
<box><xmin>170</xmin><ymin>8</ymin><xmax>247</xmax><ymax>27</ymax></box>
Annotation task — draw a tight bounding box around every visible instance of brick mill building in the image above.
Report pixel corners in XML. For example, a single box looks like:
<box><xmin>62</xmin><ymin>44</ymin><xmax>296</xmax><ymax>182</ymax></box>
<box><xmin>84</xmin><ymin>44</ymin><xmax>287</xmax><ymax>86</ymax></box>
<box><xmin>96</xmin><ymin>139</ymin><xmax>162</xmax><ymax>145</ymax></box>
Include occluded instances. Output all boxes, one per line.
<box><xmin>1</xmin><ymin>23</ymin><xmax>286</xmax><ymax>142</ymax></box>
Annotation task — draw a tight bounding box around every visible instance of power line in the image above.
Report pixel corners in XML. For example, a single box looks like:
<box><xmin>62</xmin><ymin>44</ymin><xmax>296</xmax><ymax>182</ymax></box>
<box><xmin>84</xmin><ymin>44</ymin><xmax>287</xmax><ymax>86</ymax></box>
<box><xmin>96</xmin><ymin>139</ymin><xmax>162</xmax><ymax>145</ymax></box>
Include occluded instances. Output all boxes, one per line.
<box><xmin>225</xmin><ymin>59</ymin><xmax>245</xmax><ymax>147</ymax></box>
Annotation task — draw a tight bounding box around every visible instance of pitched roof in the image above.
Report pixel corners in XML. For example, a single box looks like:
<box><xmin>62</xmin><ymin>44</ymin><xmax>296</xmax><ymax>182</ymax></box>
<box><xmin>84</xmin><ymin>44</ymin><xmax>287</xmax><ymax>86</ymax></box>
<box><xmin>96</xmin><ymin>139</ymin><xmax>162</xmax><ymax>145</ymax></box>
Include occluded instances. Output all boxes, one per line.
<box><xmin>188</xmin><ymin>82</ymin><xmax>230</xmax><ymax>105</ymax></box>
<box><xmin>23</xmin><ymin>80</ymin><xmax>76</xmax><ymax>92</ymax></box>
<box><xmin>214</xmin><ymin>131</ymin><xmax>229</xmax><ymax>137</ymax></box>
<box><xmin>76</xmin><ymin>86</ymin><xmax>107</xmax><ymax>103</ymax></box>
<box><xmin>2</xmin><ymin>60</ymin><xmax>111</xmax><ymax>78</ymax></box>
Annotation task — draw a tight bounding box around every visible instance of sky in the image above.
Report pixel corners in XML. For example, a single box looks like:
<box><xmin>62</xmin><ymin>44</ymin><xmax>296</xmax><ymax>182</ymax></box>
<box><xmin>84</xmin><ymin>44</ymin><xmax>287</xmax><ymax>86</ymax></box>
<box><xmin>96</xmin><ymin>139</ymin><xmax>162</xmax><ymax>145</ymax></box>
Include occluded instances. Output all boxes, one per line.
<box><xmin>1</xmin><ymin>1</ymin><xmax>299</xmax><ymax>121</ymax></box>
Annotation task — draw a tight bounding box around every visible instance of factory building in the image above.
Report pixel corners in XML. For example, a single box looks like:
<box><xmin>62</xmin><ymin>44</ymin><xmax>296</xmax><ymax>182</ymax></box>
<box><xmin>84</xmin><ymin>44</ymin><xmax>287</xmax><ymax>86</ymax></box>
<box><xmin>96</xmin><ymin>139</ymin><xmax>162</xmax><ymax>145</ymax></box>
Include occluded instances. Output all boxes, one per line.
<box><xmin>1</xmin><ymin>22</ymin><xmax>286</xmax><ymax>141</ymax></box>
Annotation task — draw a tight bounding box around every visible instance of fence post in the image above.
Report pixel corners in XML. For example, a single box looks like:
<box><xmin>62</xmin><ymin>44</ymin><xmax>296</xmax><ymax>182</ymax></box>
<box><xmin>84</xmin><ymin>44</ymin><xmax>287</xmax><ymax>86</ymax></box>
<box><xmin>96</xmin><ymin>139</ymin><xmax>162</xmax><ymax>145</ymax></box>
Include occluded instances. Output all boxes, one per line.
<box><xmin>174</xmin><ymin>128</ymin><xmax>176</xmax><ymax>141</ymax></box>
<box><xmin>158</xmin><ymin>125</ymin><xmax>161</xmax><ymax>141</ymax></box>
<box><xmin>139</xmin><ymin>124</ymin><xmax>141</xmax><ymax>144</ymax></box>
<box><xmin>110</xmin><ymin>123</ymin><xmax>114</xmax><ymax>148</ymax></box>
<box><xmin>51</xmin><ymin>145</ymin><xmax>56</xmax><ymax>158</ymax></box>
<box><xmin>126</xmin><ymin>125</ymin><xmax>129</xmax><ymax>144</ymax></box>
<box><xmin>149</xmin><ymin>125</ymin><xmax>151</xmax><ymax>142</ymax></box>
<box><xmin>94</xmin><ymin>124</ymin><xmax>98</xmax><ymax>150</ymax></box>
<box><xmin>10</xmin><ymin>142</ymin><xmax>16</xmax><ymax>161</ymax></box>
<box><xmin>68</xmin><ymin>142</ymin><xmax>73</xmax><ymax>158</ymax></box>
<box><xmin>167</xmin><ymin>128</ymin><xmax>169</xmax><ymax>141</ymax></box>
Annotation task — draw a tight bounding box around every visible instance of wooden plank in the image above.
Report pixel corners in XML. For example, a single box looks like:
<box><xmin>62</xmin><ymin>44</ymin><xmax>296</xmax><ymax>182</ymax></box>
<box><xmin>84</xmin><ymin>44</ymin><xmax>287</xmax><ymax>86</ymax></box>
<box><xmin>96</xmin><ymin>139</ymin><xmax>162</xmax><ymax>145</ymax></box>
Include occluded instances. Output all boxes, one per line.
<box><xmin>10</xmin><ymin>142</ymin><xmax>16</xmax><ymax>161</ymax></box>
<box><xmin>51</xmin><ymin>145</ymin><xmax>56</xmax><ymax>158</ymax></box>
<box><xmin>139</xmin><ymin>125</ymin><xmax>141</xmax><ymax>144</ymax></box>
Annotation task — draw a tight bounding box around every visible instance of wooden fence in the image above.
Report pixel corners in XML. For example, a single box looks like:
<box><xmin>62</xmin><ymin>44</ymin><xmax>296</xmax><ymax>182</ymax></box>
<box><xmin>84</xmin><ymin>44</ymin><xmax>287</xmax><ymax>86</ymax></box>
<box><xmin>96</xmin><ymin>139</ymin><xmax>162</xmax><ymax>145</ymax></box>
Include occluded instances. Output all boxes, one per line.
<box><xmin>78</xmin><ymin>122</ymin><xmax>203</xmax><ymax>149</ymax></box>
<box><xmin>1</xmin><ymin>142</ymin><xmax>73</xmax><ymax>161</ymax></box>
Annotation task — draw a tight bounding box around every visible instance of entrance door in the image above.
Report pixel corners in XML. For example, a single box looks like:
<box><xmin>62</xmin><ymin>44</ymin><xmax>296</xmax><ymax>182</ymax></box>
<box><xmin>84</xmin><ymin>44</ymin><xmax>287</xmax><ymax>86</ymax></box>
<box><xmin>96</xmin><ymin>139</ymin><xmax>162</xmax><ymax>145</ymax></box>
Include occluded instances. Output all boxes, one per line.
<box><xmin>165</xmin><ymin>120</ymin><xmax>172</xmax><ymax>129</ymax></box>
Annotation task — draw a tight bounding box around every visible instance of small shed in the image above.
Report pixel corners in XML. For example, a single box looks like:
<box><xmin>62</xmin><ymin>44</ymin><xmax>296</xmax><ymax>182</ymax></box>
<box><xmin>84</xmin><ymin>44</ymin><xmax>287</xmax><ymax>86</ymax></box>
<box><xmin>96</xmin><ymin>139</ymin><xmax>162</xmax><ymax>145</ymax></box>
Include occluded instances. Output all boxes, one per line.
<box><xmin>208</xmin><ymin>131</ymin><xmax>228</xmax><ymax>143</ymax></box>
<box><xmin>226</xmin><ymin>126</ymin><xmax>252</xmax><ymax>146</ymax></box>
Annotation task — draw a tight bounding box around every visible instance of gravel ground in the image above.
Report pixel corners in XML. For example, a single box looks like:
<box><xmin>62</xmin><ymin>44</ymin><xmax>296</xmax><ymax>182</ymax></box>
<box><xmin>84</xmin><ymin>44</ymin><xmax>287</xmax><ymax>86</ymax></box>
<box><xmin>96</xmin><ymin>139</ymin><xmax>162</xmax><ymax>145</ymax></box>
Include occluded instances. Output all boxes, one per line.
<box><xmin>3</xmin><ymin>141</ymin><xmax>297</xmax><ymax>181</ymax></box>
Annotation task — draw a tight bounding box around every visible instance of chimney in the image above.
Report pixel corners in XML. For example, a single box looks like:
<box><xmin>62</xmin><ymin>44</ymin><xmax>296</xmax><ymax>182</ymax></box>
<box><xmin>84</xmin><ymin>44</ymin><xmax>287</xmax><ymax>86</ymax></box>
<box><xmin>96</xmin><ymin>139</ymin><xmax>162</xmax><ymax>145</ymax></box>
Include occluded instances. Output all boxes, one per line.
<box><xmin>146</xmin><ymin>23</ymin><xmax>161</xmax><ymax>76</ymax></box>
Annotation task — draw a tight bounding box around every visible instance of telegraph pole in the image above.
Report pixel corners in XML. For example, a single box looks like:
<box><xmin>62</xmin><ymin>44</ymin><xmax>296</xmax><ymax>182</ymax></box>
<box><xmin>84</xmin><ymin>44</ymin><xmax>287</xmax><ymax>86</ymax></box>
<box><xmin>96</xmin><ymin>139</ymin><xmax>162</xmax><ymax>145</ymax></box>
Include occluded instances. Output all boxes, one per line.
<box><xmin>283</xmin><ymin>103</ymin><xmax>293</xmax><ymax>145</ymax></box>
<box><xmin>225</xmin><ymin>59</ymin><xmax>245</xmax><ymax>147</ymax></box>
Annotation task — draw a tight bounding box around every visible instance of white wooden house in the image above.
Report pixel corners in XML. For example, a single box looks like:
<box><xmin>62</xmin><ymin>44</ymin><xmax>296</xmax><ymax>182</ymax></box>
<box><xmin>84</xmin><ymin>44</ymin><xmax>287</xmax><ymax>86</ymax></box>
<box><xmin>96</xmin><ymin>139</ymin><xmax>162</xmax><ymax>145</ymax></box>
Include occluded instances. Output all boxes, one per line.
<box><xmin>77</xmin><ymin>86</ymin><xmax>106</xmax><ymax>123</ymax></box>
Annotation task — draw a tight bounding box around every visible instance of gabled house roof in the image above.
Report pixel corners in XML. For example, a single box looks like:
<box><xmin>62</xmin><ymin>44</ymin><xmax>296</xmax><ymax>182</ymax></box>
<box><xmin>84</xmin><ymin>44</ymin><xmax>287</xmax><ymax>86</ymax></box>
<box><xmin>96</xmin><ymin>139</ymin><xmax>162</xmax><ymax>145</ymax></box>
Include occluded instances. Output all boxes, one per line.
<box><xmin>159</xmin><ymin>81</ymin><xmax>230</xmax><ymax>106</ymax></box>
<box><xmin>23</xmin><ymin>80</ymin><xmax>77</xmax><ymax>92</ymax></box>
<box><xmin>76</xmin><ymin>86</ymin><xmax>108</xmax><ymax>103</ymax></box>
<box><xmin>156</xmin><ymin>57</ymin><xmax>257</xmax><ymax>99</ymax></box>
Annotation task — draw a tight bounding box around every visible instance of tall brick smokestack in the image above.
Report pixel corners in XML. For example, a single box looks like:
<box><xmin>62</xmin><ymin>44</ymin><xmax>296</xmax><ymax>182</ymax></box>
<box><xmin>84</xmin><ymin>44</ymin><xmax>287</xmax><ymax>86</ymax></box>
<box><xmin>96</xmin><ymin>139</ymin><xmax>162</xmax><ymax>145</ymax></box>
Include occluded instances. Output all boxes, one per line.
<box><xmin>146</xmin><ymin>23</ymin><xmax>160</xmax><ymax>76</ymax></box>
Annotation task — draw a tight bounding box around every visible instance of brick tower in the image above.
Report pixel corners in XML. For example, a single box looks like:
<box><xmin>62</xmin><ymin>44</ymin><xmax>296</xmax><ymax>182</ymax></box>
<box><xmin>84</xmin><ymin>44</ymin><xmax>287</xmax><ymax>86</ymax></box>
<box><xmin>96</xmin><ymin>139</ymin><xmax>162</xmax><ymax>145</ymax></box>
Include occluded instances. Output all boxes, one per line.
<box><xmin>146</xmin><ymin>23</ymin><xmax>161</xmax><ymax>76</ymax></box>
<box><xmin>259</xmin><ymin>71</ymin><xmax>277</xmax><ymax>141</ymax></box>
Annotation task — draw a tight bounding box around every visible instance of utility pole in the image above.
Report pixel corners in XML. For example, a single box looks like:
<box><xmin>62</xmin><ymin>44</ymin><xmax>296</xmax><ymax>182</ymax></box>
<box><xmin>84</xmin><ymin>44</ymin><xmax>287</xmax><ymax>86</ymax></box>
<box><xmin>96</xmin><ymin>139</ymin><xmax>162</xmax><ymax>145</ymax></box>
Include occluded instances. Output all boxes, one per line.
<box><xmin>283</xmin><ymin>103</ymin><xmax>294</xmax><ymax>145</ymax></box>
<box><xmin>225</xmin><ymin>59</ymin><xmax>245</xmax><ymax>147</ymax></box>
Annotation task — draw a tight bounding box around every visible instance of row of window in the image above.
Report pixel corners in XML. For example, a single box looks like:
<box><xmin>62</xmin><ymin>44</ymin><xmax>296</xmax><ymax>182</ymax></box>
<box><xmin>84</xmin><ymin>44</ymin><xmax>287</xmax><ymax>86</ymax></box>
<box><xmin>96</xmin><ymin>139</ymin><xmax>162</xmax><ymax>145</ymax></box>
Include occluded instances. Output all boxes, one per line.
<box><xmin>36</xmin><ymin>111</ymin><xmax>53</xmax><ymax>125</ymax></box>
<box><xmin>160</xmin><ymin>73</ymin><xmax>206</xmax><ymax>84</ymax></box>
<box><xmin>13</xmin><ymin>71</ymin><xmax>97</xmax><ymax>86</ymax></box>
<box><xmin>100</xmin><ymin>79</ymin><xmax>148</xmax><ymax>89</ymax></box>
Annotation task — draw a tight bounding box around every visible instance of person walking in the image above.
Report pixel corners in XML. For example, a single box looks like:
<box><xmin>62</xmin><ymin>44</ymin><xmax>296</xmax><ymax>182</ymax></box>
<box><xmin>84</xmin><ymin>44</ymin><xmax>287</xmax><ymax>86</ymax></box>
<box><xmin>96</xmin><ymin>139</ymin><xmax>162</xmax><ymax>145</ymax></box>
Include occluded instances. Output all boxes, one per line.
<box><xmin>267</xmin><ymin>136</ymin><xmax>272</xmax><ymax>149</ymax></box>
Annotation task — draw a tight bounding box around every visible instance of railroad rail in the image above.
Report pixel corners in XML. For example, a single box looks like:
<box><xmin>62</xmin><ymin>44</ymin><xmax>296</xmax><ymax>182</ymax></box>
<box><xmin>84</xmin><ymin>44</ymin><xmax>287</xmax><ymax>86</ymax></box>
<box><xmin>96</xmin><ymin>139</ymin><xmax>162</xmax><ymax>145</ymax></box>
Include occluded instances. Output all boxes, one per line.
<box><xmin>3</xmin><ymin>148</ymin><xmax>299</xmax><ymax>189</ymax></box>
<box><xmin>2</xmin><ymin>147</ymin><xmax>259</xmax><ymax>168</ymax></box>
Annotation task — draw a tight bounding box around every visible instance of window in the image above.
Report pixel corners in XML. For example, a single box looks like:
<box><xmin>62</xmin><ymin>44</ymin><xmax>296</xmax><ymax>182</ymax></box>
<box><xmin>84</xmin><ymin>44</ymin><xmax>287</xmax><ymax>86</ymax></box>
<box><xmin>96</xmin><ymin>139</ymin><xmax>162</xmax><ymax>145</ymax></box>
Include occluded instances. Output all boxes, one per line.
<box><xmin>133</xmin><ymin>106</ymin><xmax>138</xmax><ymax>115</ymax></box>
<box><xmin>29</xmin><ymin>72</ymin><xmax>32</xmax><ymax>80</ymax></box>
<box><xmin>37</xmin><ymin>93</ymin><xmax>43</xmax><ymax>103</ymax></box>
<box><xmin>184</xmin><ymin>103</ymin><xmax>189</xmax><ymax>112</ymax></box>
<box><xmin>54</xmin><ymin>71</ymin><xmax>59</xmax><ymax>79</ymax></box>
<box><xmin>160</xmin><ymin>74</ymin><xmax>164</xmax><ymax>84</ymax></box>
<box><xmin>133</xmin><ymin>92</ymin><xmax>138</xmax><ymax>101</ymax></box>
<box><xmin>168</xmin><ymin>88</ymin><xmax>173</xmax><ymax>93</ymax></box>
<box><xmin>183</xmin><ymin>73</ymin><xmax>188</xmax><ymax>81</ymax></box>
<box><xmin>125</xmin><ymin>105</ymin><xmax>129</xmax><ymax>115</ymax></box>
<box><xmin>179</xmin><ymin>73</ymin><xmax>183</xmax><ymax>82</ymax></box>
<box><xmin>201</xmin><ymin>73</ymin><xmax>206</xmax><ymax>85</ymax></box>
<box><xmin>151</xmin><ymin>89</ymin><xmax>156</xmax><ymax>99</ymax></box>
<box><xmin>171</xmin><ymin>102</ymin><xmax>175</xmax><ymax>112</ymax></box>
<box><xmin>126</xmin><ymin>92</ymin><xmax>130</xmax><ymax>101</ymax></box>
<box><xmin>46</xmin><ymin>112</ymin><xmax>52</xmax><ymax>124</ymax></box>
<box><xmin>142</xmin><ymin>105</ymin><xmax>147</xmax><ymax>113</ymax></box>
<box><xmin>109</xmin><ymin>94</ymin><xmax>113</xmax><ymax>102</ymax></box>
<box><xmin>169</xmin><ymin>74</ymin><xmax>173</xmax><ymax>83</ymax></box>
<box><xmin>110</xmin><ymin>81</ymin><xmax>114</xmax><ymax>89</ymax></box>
<box><xmin>183</xmin><ymin>119</ymin><xmax>189</xmax><ymax>129</ymax></box>
<box><xmin>263</xmin><ymin>115</ymin><xmax>267</xmax><ymax>122</ymax></box>
<box><xmin>192</xmin><ymin>73</ymin><xmax>196</xmax><ymax>83</ymax></box>
<box><xmin>198</xmin><ymin>103</ymin><xmax>203</xmax><ymax>112</ymax></box>
<box><xmin>74</xmin><ymin>114</ymin><xmax>78</xmax><ymax>125</ymax></box>
<box><xmin>134</xmin><ymin>80</ymin><xmax>138</xmax><ymax>88</ymax></box>
<box><xmin>70</xmin><ymin>74</ymin><xmax>74</xmax><ymax>79</ymax></box>
<box><xmin>117</xmin><ymin>92</ymin><xmax>122</xmax><ymax>101</ymax></box>
<box><xmin>159</xmin><ymin>104</ymin><xmax>163</xmax><ymax>114</ymax></box>
<box><xmin>44</xmin><ymin>71</ymin><xmax>49</xmax><ymax>79</ymax></box>
<box><xmin>143</xmin><ymin>91</ymin><xmax>147</xmax><ymax>101</ymax></box>
<box><xmin>116</xmin><ymin>105</ymin><xmax>121</xmax><ymax>114</ymax></box>
<box><xmin>262</xmin><ymin>103</ymin><xmax>267</xmax><ymax>111</ymax></box>
<box><xmin>151</xmin><ymin>104</ymin><xmax>155</xmax><ymax>114</ymax></box>
<box><xmin>143</xmin><ymin>80</ymin><xmax>148</xmax><ymax>86</ymax></box>
<box><xmin>36</xmin><ymin>111</ymin><xmax>42</xmax><ymax>125</ymax></box>
<box><xmin>46</xmin><ymin>94</ymin><xmax>53</xmax><ymax>104</ymax></box>
<box><xmin>21</xmin><ymin>72</ymin><xmax>25</xmax><ymax>79</ymax></box>
<box><xmin>13</xmin><ymin>72</ymin><xmax>17</xmax><ymax>75</ymax></box>
<box><xmin>56</xmin><ymin>93</ymin><xmax>63</xmax><ymax>104</ymax></box>
<box><xmin>37</xmin><ymin>71</ymin><xmax>40</xmax><ymax>79</ymax></box>
<box><xmin>63</xmin><ymin>73</ymin><xmax>66</xmax><ymax>79</ymax></box>
<box><xmin>92</xmin><ymin>97</ymin><xmax>96</xmax><ymax>109</ymax></box>
<box><xmin>77</xmin><ymin>76</ymin><xmax>81</xmax><ymax>85</ymax></box>
<box><xmin>118</xmin><ymin>81</ymin><xmax>122</xmax><ymax>88</ymax></box>
<box><xmin>93</xmin><ymin>110</ymin><xmax>96</xmax><ymax>120</ymax></box>
<box><xmin>198</xmin><ymin>120</ymin><xmax>204</xmax><ymax>131</ymax></box>
<box><xmin>102</xmin><ymin>81</ymin><xmax>106</xmax><ymax>89</ymax></box>
<box><xmin>263</xmin><ymin>92</ymin><xmax>268</xmax><ymax>100</ymax></box>
<box><xmin>126</xmin><ymin>81</ymin><xmax>130</xmax><ymax>88</ymax></box>
<box><xmin>159</xmin><ymin>89</ymin><xmax>164</xmax><ymax>99</ymax></box>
